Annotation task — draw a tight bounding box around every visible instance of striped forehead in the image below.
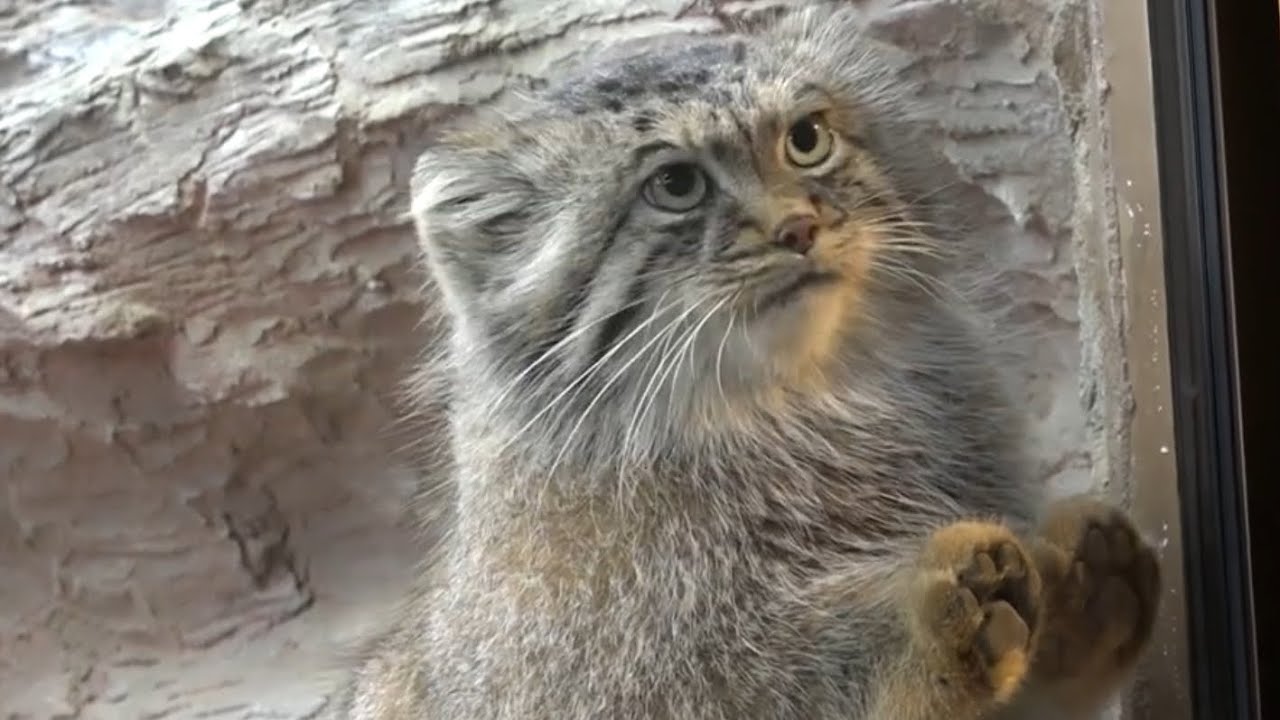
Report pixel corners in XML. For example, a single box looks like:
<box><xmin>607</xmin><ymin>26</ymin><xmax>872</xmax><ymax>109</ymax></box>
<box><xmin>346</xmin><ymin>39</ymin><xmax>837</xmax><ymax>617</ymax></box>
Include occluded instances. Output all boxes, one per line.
<box><xmin>522</xmin><ymin>35</ymin><xmax>859</xmax><ymax>189</ymax></box>
<box><xmin>548</xmin><ymin>37</ymin><xmax>747</xmax><ymax>110</ymax></box>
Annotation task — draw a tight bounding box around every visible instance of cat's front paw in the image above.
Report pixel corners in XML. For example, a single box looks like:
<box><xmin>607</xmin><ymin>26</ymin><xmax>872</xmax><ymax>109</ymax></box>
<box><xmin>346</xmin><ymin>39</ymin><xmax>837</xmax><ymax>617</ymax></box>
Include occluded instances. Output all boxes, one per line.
<box><xmin>1030</xmin><ymin>497</ymin><xmax>1161</xmax><ymax>689</ymax></box>
<box><xmin>910</xmin><ymin>522</ymin><xmax>1044</xmax><ymax>704</ymax></box>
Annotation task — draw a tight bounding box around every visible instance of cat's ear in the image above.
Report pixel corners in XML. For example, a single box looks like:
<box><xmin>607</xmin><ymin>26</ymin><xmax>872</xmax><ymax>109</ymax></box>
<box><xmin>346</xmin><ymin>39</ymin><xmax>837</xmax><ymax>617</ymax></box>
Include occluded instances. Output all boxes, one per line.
<box><xmin>409</xmin><ymin>115</ymin><xmax>536</xmax><ymax>289</ymax></box>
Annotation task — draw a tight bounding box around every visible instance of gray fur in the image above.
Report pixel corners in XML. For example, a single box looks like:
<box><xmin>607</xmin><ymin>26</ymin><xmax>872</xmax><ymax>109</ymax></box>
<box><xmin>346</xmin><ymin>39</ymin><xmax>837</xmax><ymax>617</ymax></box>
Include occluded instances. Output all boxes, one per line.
<box><xmin>342</xmin><ymin>6</ymin><xmax>1050</xmax><ymax>719</ymax></box>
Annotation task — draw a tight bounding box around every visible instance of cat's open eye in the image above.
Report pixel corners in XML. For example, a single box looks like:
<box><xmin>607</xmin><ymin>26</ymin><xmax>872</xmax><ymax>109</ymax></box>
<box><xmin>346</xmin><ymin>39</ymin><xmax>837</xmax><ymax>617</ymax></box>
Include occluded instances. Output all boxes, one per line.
<box><xmin>784</xmin><ymin>114</ymin><xmax>836</xmax><ymax>168</ymax></box>
<box><xmin>642</xmin><ymin>162</ymin><xmax>709</xmax><ymax>212</ymax></box>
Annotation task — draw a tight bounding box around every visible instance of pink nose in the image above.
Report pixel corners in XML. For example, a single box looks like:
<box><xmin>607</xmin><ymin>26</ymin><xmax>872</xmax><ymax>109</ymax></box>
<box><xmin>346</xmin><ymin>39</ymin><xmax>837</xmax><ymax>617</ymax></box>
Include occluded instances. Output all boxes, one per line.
<box><xmin>772</xmin><ymin>215</ymin><xmax>817</xmax><ymax>255</ymax></box>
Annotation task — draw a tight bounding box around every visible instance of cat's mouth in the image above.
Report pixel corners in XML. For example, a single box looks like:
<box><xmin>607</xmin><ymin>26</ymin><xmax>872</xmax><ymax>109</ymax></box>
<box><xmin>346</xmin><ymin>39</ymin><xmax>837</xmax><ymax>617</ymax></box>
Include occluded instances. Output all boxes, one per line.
<box><xmin>752</xmin><ymin>269</ymin><xmax>842</xmax><ymax>314</ymax></box>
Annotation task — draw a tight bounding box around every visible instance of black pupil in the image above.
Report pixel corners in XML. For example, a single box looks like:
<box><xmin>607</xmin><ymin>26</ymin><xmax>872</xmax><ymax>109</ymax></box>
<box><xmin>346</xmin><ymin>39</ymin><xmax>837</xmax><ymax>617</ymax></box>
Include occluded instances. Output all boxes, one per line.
<box><xmin>660</xmin><ymin>165</ymin><xmax>698</xmax><ymax>197</ymax></box>
<box><xmin>790</xmin><ymin>119</ymin><xmax>819</xmax><ymax>153</ymax></box>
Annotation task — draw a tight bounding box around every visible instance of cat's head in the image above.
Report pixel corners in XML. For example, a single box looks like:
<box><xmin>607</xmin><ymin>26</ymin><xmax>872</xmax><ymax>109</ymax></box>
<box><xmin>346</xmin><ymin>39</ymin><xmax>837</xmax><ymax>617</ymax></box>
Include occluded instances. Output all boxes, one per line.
<box><xmin>410</xmin><ymin>5</ymin><xmax>955</xmax><ymax>454</ymax></box>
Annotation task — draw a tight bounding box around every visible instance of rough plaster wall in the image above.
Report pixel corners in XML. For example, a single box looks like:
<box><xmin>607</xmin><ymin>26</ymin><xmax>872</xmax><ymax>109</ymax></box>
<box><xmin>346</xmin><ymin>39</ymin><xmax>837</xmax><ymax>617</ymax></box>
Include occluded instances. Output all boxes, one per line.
<box><xmin>0</xmin><ymin>0</ymin><xmax>1124</xmax><ymax>717</ymax></box>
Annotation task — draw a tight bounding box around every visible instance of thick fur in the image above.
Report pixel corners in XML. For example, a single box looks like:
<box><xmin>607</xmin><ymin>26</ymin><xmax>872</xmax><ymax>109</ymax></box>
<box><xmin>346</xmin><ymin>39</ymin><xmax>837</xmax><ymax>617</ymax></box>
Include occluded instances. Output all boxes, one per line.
<box><xmin>336</xmin><ymin>6</ymin><xmax>1158</xmax><ymax>719</ymax></box>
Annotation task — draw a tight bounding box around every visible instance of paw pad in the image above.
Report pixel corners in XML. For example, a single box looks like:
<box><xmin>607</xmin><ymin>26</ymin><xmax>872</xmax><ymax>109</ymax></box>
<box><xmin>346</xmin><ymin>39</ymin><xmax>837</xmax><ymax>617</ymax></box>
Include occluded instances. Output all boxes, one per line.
<box><xmin>914</xmin><ymin>523</ymin><xmax>1043</xmax><ymax>701</ymax></box>
<box><xmin>1033</xmin><ymin>498</ymin><xmax>1161</xmax><ymax>678</ymax></box>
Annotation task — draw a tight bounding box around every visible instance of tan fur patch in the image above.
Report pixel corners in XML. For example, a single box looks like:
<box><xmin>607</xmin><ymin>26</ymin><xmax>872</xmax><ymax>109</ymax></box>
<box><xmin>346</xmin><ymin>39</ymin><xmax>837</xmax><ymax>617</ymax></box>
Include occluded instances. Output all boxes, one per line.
<box><xmin>917</xmin><ymin>521</ymin><xmax>1015</xmax><ymax>570</ymax></box>
<box><xmin>989</xmin><ymin>648</ymin><xmax>1030</xmax><ymax>703</ymax></box>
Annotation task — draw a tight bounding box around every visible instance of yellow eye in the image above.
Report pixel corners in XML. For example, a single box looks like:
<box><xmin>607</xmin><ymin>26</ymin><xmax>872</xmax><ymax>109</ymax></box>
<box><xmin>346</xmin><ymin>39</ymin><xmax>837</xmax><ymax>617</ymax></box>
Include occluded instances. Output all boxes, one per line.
<box><xmin>784</xmin><ymin>114</ymin><xmax>835</xmax><ymax>168</ymax></box>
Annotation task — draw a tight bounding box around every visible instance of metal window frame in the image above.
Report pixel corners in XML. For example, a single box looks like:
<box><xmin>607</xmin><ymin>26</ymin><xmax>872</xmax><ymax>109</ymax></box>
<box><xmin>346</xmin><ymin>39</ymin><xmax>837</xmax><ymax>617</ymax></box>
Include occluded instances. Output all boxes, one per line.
<box><xmin>1133</xmin><ymin>0</ymin><xmax>1279</xmax><ymax>717</ymax></box>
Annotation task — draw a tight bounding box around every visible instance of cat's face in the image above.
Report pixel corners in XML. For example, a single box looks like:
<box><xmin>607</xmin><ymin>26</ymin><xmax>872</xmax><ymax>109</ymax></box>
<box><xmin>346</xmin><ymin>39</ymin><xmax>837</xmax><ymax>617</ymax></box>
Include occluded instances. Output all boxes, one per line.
<box><xmin>412</xmin><ymin>7</ymin><xmax>944</xmax><ymax>435</ymax></box>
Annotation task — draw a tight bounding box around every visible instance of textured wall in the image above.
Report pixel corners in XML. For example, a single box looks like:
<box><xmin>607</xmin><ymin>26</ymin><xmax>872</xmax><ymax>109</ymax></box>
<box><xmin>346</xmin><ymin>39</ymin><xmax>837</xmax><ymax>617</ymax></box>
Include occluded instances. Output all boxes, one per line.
<box><xmin>0</xmin><ymin>0</ymin><xmax>1127</xmax><ymax>717</ymax></box>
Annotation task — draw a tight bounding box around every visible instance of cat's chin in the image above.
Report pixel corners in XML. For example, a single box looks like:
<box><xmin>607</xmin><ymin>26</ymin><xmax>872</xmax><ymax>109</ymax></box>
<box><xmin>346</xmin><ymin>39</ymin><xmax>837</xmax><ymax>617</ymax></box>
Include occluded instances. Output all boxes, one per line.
<box><xmin>738</xmin><ymin>274</ymin><xmax>859</xmax><ymax>392</ymax></box>
<box><xmin>749</xmin><ymin>270</ymin><xmax>843</xmax><ymax>315</ymax></box>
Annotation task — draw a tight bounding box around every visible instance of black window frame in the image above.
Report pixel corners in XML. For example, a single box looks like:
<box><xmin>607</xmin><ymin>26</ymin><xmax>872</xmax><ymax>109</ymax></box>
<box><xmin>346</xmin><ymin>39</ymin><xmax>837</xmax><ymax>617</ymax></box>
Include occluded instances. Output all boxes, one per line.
<box><xmin>1146</xmin><ymin>0</ymin><xmax>1278</xmax><ymax>718</ymax></box>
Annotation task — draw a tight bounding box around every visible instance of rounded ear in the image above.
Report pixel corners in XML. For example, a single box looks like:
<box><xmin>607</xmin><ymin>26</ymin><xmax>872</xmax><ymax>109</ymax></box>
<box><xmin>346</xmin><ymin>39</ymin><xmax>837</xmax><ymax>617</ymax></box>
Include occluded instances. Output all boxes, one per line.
<box><xmin>409</xmin><ymin>117</ymin><xmax>536</xmax><ymax>295</ymax></box>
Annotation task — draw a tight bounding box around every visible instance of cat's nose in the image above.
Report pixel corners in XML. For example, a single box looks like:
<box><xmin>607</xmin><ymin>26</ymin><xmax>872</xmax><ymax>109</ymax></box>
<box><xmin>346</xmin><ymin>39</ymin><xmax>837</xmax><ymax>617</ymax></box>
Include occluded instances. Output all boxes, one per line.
<box><xmin>772</xmin><ymin>215</ymin><xmax>817</xmax><ymax>255</ymax></box>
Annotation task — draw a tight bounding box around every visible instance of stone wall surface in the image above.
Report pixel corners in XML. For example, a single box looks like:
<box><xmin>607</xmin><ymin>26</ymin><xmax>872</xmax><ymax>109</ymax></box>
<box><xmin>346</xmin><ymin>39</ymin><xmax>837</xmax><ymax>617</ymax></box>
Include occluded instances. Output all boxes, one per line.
<box><xmin>0</xmin><ymin>0</ymin><xmax>1127</xmax><ymax>717</ymax></box>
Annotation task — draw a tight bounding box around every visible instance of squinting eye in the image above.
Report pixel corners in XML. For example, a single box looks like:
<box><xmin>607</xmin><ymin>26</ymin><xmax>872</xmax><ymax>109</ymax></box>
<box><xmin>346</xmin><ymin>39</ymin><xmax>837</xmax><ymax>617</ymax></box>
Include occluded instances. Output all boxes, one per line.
<box><xmin>784</xmin><ymin>114</ymin><xmax>835</xmax><ymax>168</ymax></box>
<box><xmin>642</xmin><ymin>162</ymin><xmax>709</xmax><ymax>212</ymax></box>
